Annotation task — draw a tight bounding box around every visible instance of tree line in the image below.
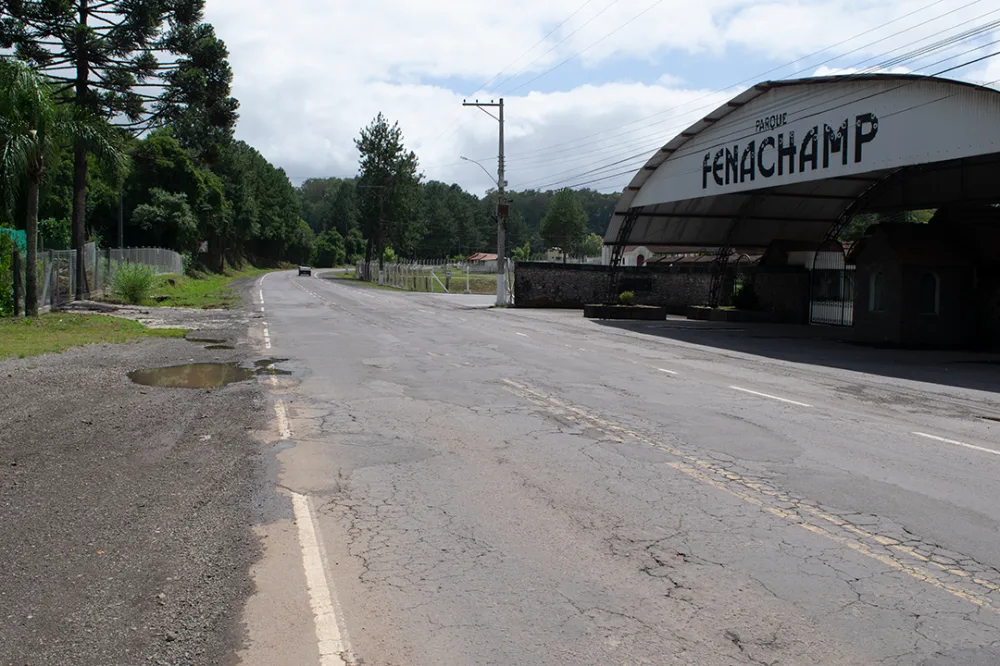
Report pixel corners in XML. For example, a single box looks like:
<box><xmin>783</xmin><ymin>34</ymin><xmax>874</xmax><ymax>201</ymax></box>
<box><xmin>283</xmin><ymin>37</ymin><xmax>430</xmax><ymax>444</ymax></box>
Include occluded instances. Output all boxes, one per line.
<box><xmin>298</xmin><ymin>115</ymin><xmax>617</xmax><ymax>267</ymax></box>
<box><xmin>2</xmin><ymin>1</ymin><xmax>620</xmax><ymax>318</ymax></box>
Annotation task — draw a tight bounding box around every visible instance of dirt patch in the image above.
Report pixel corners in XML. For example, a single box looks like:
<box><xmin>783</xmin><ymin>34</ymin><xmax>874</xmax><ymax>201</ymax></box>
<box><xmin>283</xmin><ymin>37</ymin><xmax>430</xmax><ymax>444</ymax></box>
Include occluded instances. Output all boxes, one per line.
<box><xmin>0</xmin><ymin>291</ymin><xmax>267</xmax><ymax>664</ymax></box>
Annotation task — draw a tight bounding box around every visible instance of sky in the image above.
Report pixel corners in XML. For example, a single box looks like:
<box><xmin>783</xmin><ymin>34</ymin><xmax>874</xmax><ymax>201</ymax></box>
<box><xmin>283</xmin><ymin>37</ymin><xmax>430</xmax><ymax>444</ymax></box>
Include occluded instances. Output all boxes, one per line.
<box><xmin>203</xmin><ymin>0</ymin><xmax>1000</xmax><ymax>195</ymax></box>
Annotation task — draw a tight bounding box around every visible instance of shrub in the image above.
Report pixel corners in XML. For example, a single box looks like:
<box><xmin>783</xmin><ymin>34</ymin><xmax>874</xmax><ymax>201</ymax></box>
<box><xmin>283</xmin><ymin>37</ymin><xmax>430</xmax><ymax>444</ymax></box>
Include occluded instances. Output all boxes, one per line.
<box><xmin>0</xmin><ymin>233</ymin><xmax>14</xmax><ymax>316</ymax></box>
<box><xmin>732</xmin><ymin>281</ymin><xmax>759</xmax><ymax>310</ymax></box>
<box><xmin>618</xmin><ymin>290</ymin><xmax>636</xmax><ymax>306</ymax></box>
<box><xmin>110</xmin><ymin>262</ymin><xmax>156</xmax><ymax>304</ymax></box>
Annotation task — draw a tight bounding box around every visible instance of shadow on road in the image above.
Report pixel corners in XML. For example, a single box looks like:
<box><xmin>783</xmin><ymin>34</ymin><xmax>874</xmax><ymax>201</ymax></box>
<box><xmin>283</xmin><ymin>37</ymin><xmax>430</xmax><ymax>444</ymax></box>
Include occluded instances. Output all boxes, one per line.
<box><xmin>595</xmin><ymin>318</ymin><xmax>1000</xmax><ymax>396</ymax></box>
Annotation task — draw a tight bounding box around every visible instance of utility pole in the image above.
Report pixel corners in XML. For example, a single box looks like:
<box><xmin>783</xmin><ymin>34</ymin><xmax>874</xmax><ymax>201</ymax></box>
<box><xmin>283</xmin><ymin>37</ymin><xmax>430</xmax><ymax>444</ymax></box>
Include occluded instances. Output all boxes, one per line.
<box><xmin>462</xmin><ymin>98</ymin><xmax>507</xmax><ymax>306</ymax></box>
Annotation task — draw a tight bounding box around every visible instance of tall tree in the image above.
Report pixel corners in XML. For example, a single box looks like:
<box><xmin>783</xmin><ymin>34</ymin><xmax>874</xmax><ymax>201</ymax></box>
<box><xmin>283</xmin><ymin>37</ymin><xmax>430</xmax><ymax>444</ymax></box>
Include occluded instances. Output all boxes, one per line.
<box><xmin>1</xmin><ymin>0</ymin><xmax>236</xmax><ymax>297</ymax></box>
<box><xmin>0</xmin><ymin>60</ymin><xmax>123</xmax><ymax>315</ymax></box>
<box><xmin>540</xmin><ymin>188</ymin><xmax>588</xmax><ymax>263</ymax></box>
<box><xmin>355</xmin><ymin>113</ymin><xmax>420</xmax><ymax>267</ymax></box>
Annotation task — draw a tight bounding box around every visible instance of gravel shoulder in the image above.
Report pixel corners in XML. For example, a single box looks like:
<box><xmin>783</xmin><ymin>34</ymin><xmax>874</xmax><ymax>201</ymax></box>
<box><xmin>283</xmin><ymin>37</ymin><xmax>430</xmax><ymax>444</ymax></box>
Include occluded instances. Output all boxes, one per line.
<box><xmin>0</xmin><ymin>278</ymin><xmax>272</xmax><ymax>666</ymax></box>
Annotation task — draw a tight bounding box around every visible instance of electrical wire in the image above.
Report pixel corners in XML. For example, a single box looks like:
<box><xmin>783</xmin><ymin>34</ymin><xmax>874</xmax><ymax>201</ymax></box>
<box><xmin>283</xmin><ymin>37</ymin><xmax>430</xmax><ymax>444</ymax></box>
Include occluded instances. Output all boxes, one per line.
<box><xmin>515</xmin><ymin>17</ymin><xmax>1000</xmax><ymax>190</ymax></box>
<box><xmin>493</xmin><ymin>0</ymin><xmax>986</xmax><ymax>165</ymax></box>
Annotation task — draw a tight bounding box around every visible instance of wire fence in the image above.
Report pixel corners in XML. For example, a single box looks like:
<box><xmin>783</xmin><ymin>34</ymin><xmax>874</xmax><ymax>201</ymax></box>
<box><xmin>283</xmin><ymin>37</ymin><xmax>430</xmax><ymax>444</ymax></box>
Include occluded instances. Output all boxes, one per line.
<box><xmin>4</xmin><ymin>243</ymin><xmax>185</xmax><ymax>313</ymax></box>
<box><xmin>354</xmin><ymin>260</ymin><xmax>515</xmax><ymax>302</ymax></box>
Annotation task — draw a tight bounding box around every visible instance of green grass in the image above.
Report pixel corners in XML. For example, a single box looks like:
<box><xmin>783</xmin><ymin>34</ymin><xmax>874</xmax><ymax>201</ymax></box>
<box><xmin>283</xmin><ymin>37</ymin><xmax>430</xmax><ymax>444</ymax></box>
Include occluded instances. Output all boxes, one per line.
<box><xmin>0</xmin><ymin>314</ymin><xmax>186</xmax><ymax>360</ymax></box>
<box><xmin>145</xmin><ymin>267</ymin><xmax>273</xmax><ymax>309</ymax></box>
<box><xmin>324</xmin><ymin>269</ymin><xmax>501</xmax><ymax>295</ymax></box>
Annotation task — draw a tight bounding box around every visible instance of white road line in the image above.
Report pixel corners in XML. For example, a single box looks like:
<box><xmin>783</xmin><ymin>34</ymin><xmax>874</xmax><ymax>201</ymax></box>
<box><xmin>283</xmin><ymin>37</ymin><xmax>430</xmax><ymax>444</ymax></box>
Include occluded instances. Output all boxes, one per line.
<box><xmin>274</xmin><ymin>400</ymin><xmax>291</xmax><ymax>440</ymax></box>
<box><xmin>516</xmin><ymin>332</ymin><xmax>529</xmax><ymax>337</ymax></box>
<box><xmin>913</xmin><ymin>432</ymin><xmax>1000</xmax><ymax>457</ymax></box>
<box><xmin>291</xmin><ymin>491</ymin><xmax>353</xmax><ymax>666</ymax></box>
<box><xmin>729</xmin><ymin>386</ymin><xmax>812</xmax><ymax>408</ymax></box>
<box><xmin>657</xmin><ymin>368</ymin><xmax>677</xmax><ymax>375</ymax></box>
<box><xmin>263</xmin><ymin>322</ymin><xmax>271</xmax><ymax>350</ymax></box>
<box><xmin>269</xmin><ymin>378</ymin><xmax>353</xmax><ymax>664</ymax></box>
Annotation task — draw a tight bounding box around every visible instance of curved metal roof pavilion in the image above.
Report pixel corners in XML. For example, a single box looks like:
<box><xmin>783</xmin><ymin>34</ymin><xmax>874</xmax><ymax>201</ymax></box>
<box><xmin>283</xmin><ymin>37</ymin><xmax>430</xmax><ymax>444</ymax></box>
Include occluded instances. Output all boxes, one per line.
<box><xmin>605</xmin><ymin>74</ymin><xmax>1000</xmax><ymax>251</ymax></box>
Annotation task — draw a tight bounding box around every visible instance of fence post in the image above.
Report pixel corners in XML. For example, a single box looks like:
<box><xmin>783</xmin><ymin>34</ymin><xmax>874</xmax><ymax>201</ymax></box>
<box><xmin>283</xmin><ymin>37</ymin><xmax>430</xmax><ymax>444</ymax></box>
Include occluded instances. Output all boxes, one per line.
<box><xmin>49</xmin><ymin>252</ymin><xmax>56</xmax><ymax>309</ymax></box>
<box><xmin>12</xmin><ymin>250</ymin><xmax>22</xmax><ymax>316</ymax></box>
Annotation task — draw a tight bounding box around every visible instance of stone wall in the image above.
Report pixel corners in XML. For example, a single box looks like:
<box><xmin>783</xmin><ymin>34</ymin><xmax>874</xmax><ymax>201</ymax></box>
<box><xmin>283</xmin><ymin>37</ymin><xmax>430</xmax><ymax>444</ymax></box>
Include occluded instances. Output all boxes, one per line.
<box><xmin>514</xmin><ymin>262</ymin><xmax>811</xmax><ymax>319</ymax></box>
<box><xmin>514</xmin><ymin>262</ymin><xmax>713</xmax><ymax>311</ymax></box>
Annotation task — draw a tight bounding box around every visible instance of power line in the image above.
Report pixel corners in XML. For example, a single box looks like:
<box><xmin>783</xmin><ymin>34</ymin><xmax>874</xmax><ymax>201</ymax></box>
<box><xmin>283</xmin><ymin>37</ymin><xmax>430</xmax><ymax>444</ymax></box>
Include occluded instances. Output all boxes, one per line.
<box><xmin>545</xmin><ymin>53</ymin><xmax>1000</xmax><ymax>192</ymax></box>
<box><xmin>501</xmin><ymin>0</ymin><xmax>668</xmax><ymax>95</ymax></box>
<box><xmin>514</xmin><ymin>14</ymin><xmax>1000</xmax><ymax>189</ymax></box>
<box><xmin>491</xmin><ymin>0</ymin><xmax>624</xmax><ymax>94</ymax></box>
<box><xmin>429</xmin><ymin>0</ymin><xmax>612</xmax><ymax>142</ymax></box>
<box><xmin>492</xmin><ymin>0</ymin><xmax>984</xmax><ymax>165</ymax></box>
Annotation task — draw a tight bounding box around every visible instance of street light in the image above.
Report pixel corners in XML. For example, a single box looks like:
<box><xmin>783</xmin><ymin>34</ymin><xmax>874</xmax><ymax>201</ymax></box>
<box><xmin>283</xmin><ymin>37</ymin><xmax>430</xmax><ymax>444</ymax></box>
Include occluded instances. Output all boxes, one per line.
<box><xmin>459</xmin><ymin>156</ymin><xmax>510</xmax><ymax>305</ymax></box>
<box><xmin>459</xmin><ymin>156</ymin><xmax>498</xmax><ymax>186</ymax></box>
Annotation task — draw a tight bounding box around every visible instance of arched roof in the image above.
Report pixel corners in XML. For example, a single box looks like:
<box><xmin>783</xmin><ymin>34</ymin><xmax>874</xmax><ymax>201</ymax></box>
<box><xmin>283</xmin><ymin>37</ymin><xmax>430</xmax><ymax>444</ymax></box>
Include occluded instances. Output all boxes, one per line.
<box><xmin>605</xmin><ymin>74</ymin><xmax>1000</xmax><ymax>250</ymax></box>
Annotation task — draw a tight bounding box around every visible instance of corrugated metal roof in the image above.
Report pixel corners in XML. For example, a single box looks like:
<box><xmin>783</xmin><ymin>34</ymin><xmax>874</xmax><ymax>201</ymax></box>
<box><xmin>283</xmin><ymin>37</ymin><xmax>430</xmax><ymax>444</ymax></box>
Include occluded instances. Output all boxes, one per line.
<box><xmin>606</xmin><ymin>73</ymin><xmax>1000</xmax><ymax>251</ymax></box>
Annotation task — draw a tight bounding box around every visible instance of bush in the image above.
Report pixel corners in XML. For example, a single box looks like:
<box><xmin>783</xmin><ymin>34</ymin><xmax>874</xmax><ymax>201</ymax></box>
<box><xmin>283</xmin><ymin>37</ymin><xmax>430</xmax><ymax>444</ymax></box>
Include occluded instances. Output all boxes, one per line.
<box><xmin>618</xmin><ymin>290</ymin><xmax>636</xmax><ymax>306</ymax></box>
<box><xmin>732</xmin><ymin>281</ymin><xmax>759</xmax><ymax>310</ymax></box>
<box><xmin>0</xmin><ymin>232</ymin><xmax>14</xmax><ymax>316</ymax></box>
<box><xmin>110</xmin><ymin>263</ymin><xmax>156</xmax><ymax>304</ymax></box>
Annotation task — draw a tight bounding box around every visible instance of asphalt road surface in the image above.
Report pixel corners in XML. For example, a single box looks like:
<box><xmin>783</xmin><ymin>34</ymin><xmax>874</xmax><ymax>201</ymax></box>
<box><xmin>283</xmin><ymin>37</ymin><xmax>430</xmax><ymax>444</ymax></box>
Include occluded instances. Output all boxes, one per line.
<box><xmin>244</xmin><ymin>270</ymin><xmax>1000</xmax><ymax>666</ymax></box>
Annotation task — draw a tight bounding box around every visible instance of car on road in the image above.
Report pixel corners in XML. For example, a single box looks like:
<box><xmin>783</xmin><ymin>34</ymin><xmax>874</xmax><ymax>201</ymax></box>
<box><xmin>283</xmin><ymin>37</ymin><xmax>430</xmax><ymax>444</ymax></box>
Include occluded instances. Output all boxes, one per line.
<box><xmin>298</xmin><ymin>266</ymin><xmax>311</xmax><ymax>276</ymax></box>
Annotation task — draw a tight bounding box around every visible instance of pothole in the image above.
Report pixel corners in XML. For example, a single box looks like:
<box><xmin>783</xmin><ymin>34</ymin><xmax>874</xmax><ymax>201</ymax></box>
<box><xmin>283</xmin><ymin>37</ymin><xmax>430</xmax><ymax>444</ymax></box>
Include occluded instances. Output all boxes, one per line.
<box><xmin>129</xmin><ymin>360</ymin><xmax>292</xmax><ymax>388</ymax></box>
<box><xmin>205</xmin><ymin>344</ymin><xmax>235</xmax><ymax>350</ymax></box>
<box><xmin>186</xmin><ymin>336</ymin><xmax>227</xmax><ymax>344</ymax></box>
<box><xmin>981</xmin><ymin>416</ymin><xmax>1000</xmax><ymax>423</ymax></box>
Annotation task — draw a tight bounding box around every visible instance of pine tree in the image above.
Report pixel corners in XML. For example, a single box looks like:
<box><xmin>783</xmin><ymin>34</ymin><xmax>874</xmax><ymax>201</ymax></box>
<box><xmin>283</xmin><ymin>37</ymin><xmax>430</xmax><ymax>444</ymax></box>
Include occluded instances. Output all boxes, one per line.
<box><xmin>355</xmin><ymin>113</ymin><xmax>421</xmax><ymax>268</ymax></box>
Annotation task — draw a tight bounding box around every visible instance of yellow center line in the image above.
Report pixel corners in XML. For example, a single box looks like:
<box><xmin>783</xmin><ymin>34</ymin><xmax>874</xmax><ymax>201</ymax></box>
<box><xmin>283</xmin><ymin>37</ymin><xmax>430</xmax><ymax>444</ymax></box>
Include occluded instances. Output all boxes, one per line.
<box><xmin>501</xmin><ymin>378</ymin><xmax>1000</xmax><ymax>612</ymax></box>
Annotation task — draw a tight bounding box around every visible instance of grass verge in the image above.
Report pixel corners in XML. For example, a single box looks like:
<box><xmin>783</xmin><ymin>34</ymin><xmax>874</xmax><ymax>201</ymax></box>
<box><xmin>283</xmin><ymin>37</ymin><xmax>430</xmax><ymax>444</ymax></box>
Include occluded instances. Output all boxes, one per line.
<box><xmin>0</xmin><ymin>314</ymin><xmax>186</xmax><ymax>360</ymax></box>
<box><xmin>146</xmin><ymin>267</ymin><xmax>274</xmax><ymax>309</ymax></box>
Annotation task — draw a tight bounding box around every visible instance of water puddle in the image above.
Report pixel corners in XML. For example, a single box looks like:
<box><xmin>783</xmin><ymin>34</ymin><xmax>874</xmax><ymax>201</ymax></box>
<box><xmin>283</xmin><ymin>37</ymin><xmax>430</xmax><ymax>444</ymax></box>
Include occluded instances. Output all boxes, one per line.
<box><xmin>129</xmin><ymin>359</ymin><xmax>293</xmax><ymax>388</ymax></box>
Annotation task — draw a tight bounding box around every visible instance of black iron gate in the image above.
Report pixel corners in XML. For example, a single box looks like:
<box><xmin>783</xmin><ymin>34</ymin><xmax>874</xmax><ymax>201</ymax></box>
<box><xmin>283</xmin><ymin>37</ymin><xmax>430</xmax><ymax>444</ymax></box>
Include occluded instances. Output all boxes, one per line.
<box><xmin>809</xmin><ymin>240</ymin><xmax>855</xmax><ymax>326</ymax></box>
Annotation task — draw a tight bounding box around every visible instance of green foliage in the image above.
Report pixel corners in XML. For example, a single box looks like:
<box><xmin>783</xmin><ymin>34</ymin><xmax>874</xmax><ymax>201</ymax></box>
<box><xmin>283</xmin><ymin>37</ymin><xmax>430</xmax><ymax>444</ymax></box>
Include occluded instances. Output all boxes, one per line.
<box><xmin>110</xmin><ymin>263</ymin><xmax>156</xmax><ymax>305</ymax></box>
<box><xmin>540</xmin><ymin>189</ymin><xmax>589</xmax><ymax>259</ymax></box>
<box><xmin>732</xmin><ymin>281</ymin><xmax>759</xmax><ymax>310</ymax></box>
<box><xmin>618</xmin><ymin>291</ymin><xmax>636</xmax><ymax>306</ymax></box>
<box><xmin>344</xmin><ymin>228</ymin><xmax>365</xmax><ymax>261</ymax></box>
<box><xmin>313</xmin><ymin>229</ymin><xmax>346</xmax><ymax>267</ymax></box>
<box><xmin>383</xmin><ymin>246</ymin><xmax>397</xmax><ymax>264</ymax></box>
<box><xmin>355</xmin><ymin>113</ymin><xmax>422</xmax><ymax>260</ymax></box>
<box><xmin>130</xmin><ymin>188</ymin><xmax>200</xmax><ymax>253</ymax></box>
<box><xmin>39</xmin><ymin>218</ymin><xmax>70</xmax><ymax>249</ymax></box>
<box><xmin>581</xmin><ymin>232</ymin><xmax>603</xmax><ymax>258</ymax></box>
<box><xmin>840</xmin><ymin>209</ymin><xmax>936</xmax><ymax>242</ymax></box>
<box><xmin>512</xmin><ymin>241</ymin><xmax>532</xmax><ymax>263</ymax></box>
<box><xmin>0</xmin><ymin>231</ymin><xmax>13</xmax><ymax>316</ymax></box>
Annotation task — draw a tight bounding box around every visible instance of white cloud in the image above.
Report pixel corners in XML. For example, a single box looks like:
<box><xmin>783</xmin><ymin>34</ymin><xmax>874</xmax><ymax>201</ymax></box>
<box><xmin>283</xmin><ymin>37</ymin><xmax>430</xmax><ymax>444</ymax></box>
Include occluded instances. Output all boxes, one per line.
<box><xmin>202</xmin><ymin>0</ymin><xmax>1000</xmax><ymax>195</ymax></box>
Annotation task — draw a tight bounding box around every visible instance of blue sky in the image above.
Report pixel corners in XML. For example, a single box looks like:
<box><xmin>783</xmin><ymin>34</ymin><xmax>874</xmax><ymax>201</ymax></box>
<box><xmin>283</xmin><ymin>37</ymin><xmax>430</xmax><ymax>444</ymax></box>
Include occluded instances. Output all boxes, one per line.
<box><xmin>204</xmin><ymin>0</ymin><xmax>1000</xmax><ymax>194</ymax></box>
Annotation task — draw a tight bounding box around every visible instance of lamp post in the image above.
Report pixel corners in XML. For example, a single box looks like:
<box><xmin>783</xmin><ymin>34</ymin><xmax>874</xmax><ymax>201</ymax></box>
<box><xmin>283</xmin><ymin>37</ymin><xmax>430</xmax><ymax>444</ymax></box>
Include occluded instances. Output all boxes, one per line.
<box><xmin>461</xmin><ymin>98</ymin><xmax>507</xmax><ymax>306</ymax></box>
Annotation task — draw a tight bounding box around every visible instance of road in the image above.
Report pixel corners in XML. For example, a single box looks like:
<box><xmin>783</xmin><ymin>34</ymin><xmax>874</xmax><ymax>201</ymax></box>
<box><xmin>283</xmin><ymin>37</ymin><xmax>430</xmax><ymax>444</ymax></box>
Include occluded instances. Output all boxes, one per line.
<box><xmin>243</xmin><ymin>269</ymin><xmax>1000</xmax><ymax>666</ymax></box>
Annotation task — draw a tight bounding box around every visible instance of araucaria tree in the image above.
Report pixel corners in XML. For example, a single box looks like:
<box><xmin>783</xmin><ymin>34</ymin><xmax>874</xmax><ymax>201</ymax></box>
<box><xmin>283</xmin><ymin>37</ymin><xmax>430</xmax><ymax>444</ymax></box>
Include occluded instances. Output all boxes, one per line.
<box><xmin>355</xmin><ymin>113</ymin><xmax>421</xmax><ymax>270</ymax></box>
<box><xmin>0</xmin><ymin>0</ymin><xmax>238</xmax><ymax>297</ymax></box>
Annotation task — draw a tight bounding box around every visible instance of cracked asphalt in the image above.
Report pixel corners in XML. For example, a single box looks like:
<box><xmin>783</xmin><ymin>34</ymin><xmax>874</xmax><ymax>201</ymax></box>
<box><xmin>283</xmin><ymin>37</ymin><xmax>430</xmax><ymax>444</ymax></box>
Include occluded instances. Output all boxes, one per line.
<box><xmin>250</xmin><ymin>269</ymin><xmax>1000</xmax><ymax>666</ymax></box>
